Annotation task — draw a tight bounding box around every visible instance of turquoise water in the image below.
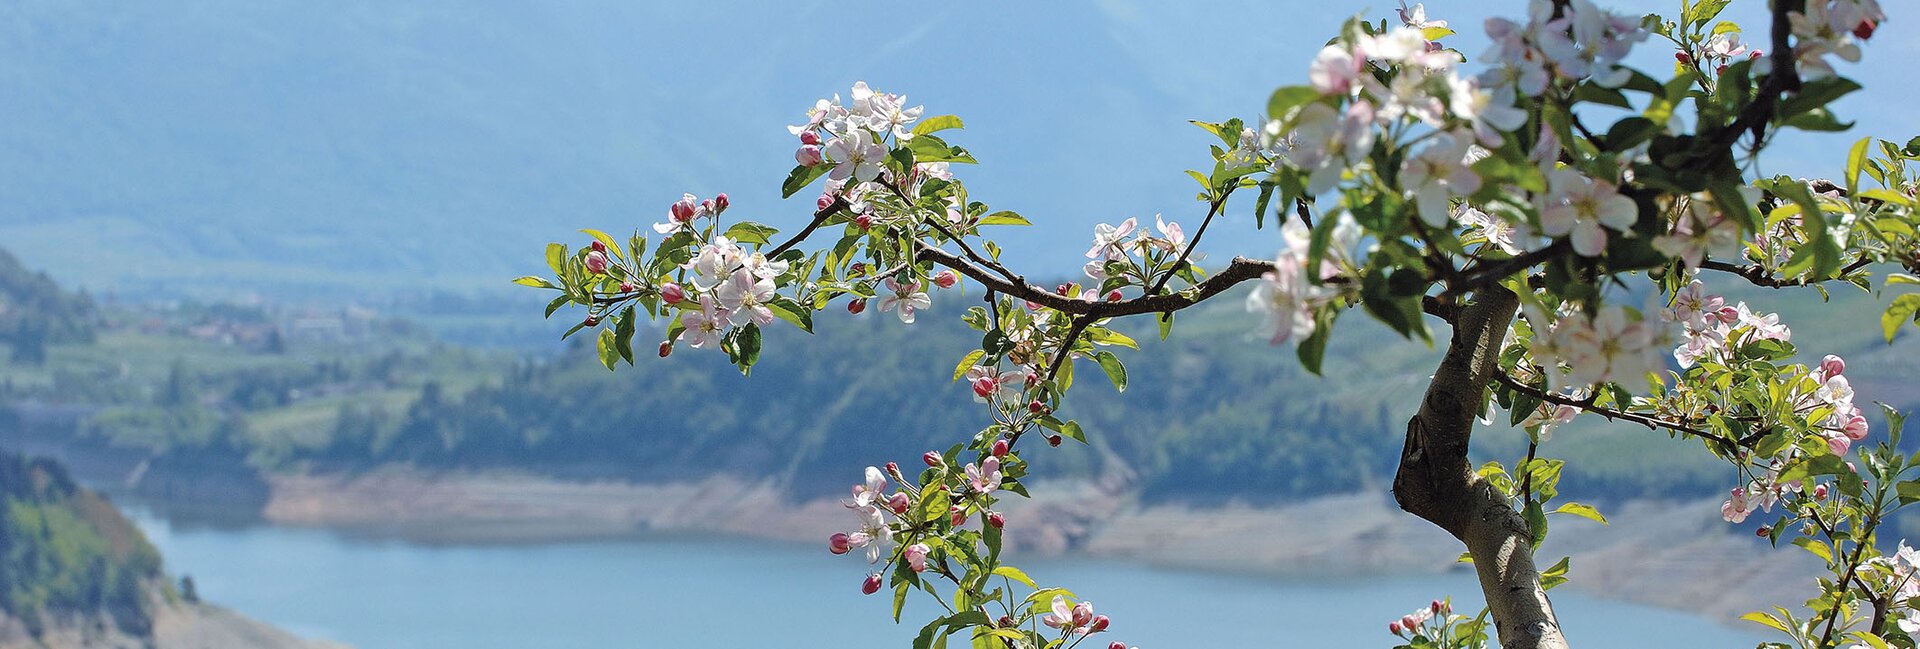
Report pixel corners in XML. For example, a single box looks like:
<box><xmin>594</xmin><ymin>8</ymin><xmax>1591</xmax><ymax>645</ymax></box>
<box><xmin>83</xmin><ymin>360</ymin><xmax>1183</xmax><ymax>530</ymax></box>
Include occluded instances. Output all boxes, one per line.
<box><xmin>131</xmin><ymin>512</ymin><xmax>1767</xmax><ymax>648</ymax></box>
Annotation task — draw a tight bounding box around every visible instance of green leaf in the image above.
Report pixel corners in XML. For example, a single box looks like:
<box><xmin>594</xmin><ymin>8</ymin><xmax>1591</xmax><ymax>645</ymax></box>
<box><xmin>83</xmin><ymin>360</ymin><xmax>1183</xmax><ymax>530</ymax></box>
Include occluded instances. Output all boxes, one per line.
<box><xmin>580</xmin><ymin>229</ymin><xmax>624</xmax><ymax>259</ymax></box>
<box><xmin>1739</xmin><ymin>611</ymin><xmax>1790</xmax><ymax>633</ymax></box>
<box><xmin>1295</xmin><ymin>310</ymin><xmax>1335</xmax><ymax>375</ymax></box>
<box><xmin>615</xmin><ymin>305</ymin><xmax>637</xmax><ymax>365</ymax></box>
<box><xmin>1061</xmin><ymin>420</ymin><xmax>1087</xmax><ymax>444</ymax></box>
<box><xmin>723</xmin><ymin>221</ymin><xmax>781</xmax><ymax>246</ymax></box>
<box><xmin>1779</xmin><ymin>77</ymin><xmax>1862</xmax><ymax>119</ymax></box>
<box><xmin>1266</xmin><ymin>85</ymin><xmax>1321</xmax><ymax>120</ymax></box>
<box><xmin>513</xmin><ymin>276</ymin><xmax>558</xmax><ymax>289</ymax></box>
<box><xmin>1523</xmin><ymin>499</ymin><xmax>1548</xmax><ymax>548</ymax></box>
<box><xmin>1573</xmin><ymin>83</ymin><xmax>1631</xmax><ymax>109</ymax></box>
<box><xmin>782</xmin><ymin>164</ymin><xmax>830</xmax><ymax>198</ymax></box>
<box><xmin>1895</xmin><ymin>480</ymin><xmax>1920</xmax><ymax>505</ymax></box>
<box><xmin>545</xmin><ymin>242</ymin><xmax>569</xmax><ymax>275</ymax></box>
<box><xmin>1885</xmin><ymin>294</ymin><xmax>1920</xmax><ymax>343</ymax></box>
<box><xmin>1550</xmin><ymin>502</ymin><xmax>1608</xmax><ymax>525</ymax></box>
<box><xmin>1091</xmin><ymin>351</ymin><xmax>1127</xmax><ymax>392</ymax></box>
<box><xmin>1158</xmin><ymin>312</ymin><xmax>1175</xmax><ymax>341</ymax></box>
<box><xmin>596</xmin><ymin>328</ymin><xmax>619</xmax><ymax>371</ymax></box>
<box><xmin>1685</xmin><ymin>0</ymin><xmax>1730</xmax><ymax>27</ymax></box>
<box><xmin>767</xmin><ymin>297</ymin><xmax>814</xmax><ymax>333</ymax></box>
<box><xmin>907</xmin><ymin>135</ymin><xmax>978</xmax><ymax>164</ymax></box>
<box><xmin>990</xmin><ymin>566</ymin><xmax>1038</xmax><ymax>589</ymax></box>
<box><xmin>912</xmin><ymin>115</ymin><xmax>964</xmax><ymax>136</ymax></box>
<box><xmin>1846</xmin><ymin>136</ymin><xmax>1871</xmax><ymax>193</ymax></box>
<box><xmin>1085</xmin><ymin>328</ymin><xmax>1138</xmax><ymax>350</ymax></box>
<box><xmin>977</xmin><ymin>211</ymin><xmax>1030</xmax><ymax>226</ymax></box>
<box><xmin>1603</xmin><ymin>117</ymin><xmax>1660</xmax><ymax>152</ymax></box>
<box><xmin>953</xmin><ymin>349</ymin><xmax>986</xmax><ymax>381</ymax></box>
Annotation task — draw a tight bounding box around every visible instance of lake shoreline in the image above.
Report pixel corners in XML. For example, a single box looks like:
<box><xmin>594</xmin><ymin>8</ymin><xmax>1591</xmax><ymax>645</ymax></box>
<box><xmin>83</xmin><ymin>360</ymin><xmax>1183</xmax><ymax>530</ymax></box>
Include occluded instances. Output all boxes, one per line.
<box><xmin>251</xmin><ymin>468</ymin><xmax>1816</xmax><ymax>627</ymax></box>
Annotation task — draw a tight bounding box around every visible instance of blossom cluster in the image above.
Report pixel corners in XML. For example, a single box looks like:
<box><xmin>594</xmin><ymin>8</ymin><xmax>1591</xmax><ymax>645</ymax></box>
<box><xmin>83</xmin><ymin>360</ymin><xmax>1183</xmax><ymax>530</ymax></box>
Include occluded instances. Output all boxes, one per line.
<box><xmin>1526</xmin><ymin>302</ymin><xmax>1670</xmax><ymax>389</ymax></box>
<box><xmin>1385</xmin><ymin>597</ymin><xmax>1484</xmax><ymax>648</ymax></box>
<box><xmin>1246</xmin><ymin>214</ymin><xmax>1359</xmax><ymax>345</ymax></box>
<box><xmin>1788</xmin><ymin>0</ymin><xmax>1886</xmax><ymax>78</ymax></box>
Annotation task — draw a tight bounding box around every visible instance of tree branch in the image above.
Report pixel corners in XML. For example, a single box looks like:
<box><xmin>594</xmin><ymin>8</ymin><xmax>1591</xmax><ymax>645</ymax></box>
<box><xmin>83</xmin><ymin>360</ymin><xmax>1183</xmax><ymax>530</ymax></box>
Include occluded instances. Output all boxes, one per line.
<box><xmin>1698</xmin><ymin>257</ymin><xmax>1872</xmax><ymax>288</ymax></box>
<box><xmin>1392</xmin><ymin>287</ymin><xmax>1568</xmax><ymax>649</ymax></box>
<box><xmin>1441</xmin><ymin>241</ymin><xmax>1569</xmax><ymax>299</ymax></box>
<box><xmin>1493</xmin><ymin>372</ymin><xmax>1741</xmax><ymax>451</ymax></box>
<box><xmin>1697</xmin><ymin>0</ymin><xmax>1804</xmax><ymax>154</ymax></box>
<box><xmin>1144</xmin><ymin>188</ymin><xmax>1235</xmax><ymax>296</ymax></box>
<box><xmin>916</xmin><ymin>247</ymin><xmax>1275</xmax><ymax>319</ymax></box>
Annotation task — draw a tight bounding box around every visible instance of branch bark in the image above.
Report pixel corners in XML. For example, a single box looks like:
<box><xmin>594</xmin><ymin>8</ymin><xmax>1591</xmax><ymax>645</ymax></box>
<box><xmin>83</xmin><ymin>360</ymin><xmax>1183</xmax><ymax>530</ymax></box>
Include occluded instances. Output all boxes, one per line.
<box><xmin>1391</xmin><ymin>286</ymin><xmax>1568</xmax><ymax>649</ymax></box>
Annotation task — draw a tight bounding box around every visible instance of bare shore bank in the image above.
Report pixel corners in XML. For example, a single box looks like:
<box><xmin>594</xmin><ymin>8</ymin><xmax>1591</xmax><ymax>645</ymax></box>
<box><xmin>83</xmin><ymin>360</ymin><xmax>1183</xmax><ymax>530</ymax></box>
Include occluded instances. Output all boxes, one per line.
<box><xmin>262</xmin><ymin>469</ymin><xmax>1817</xmax><ymax>624</ymax></box>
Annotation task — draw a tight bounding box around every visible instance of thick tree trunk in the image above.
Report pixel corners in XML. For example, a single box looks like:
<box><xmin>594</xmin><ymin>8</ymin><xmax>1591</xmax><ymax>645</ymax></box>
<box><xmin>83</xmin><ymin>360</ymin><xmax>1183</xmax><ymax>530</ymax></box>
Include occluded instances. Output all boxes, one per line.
<box><xmin>1391</xmin><ymin>287</ymin><xmax>1568</xmax><ymax>649</ymax></box>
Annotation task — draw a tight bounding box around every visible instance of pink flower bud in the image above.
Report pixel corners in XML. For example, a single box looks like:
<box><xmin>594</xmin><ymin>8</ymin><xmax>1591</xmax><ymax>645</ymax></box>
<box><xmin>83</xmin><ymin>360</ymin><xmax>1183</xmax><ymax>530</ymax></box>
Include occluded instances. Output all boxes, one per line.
<box><xmin>1029</xmin><ymin>400</ymin><xmax>1046</xmax><ymax>414</ymax></box>
<box><xmin>1047</xmin><ymin>434</ymin><xmax>1063</xmax><ymax>447</ymax></box>
<box><xmin>1105</xmin><ymin>289</ymin><xmax>1122</xmax><ymax>302</ymax></box>
<box><xmin>619</xmin><ymin>281</ymin><xmax>636</xmax><ymax>293</ymax></box>
<box><xmin>887</xmin><ymin>492</ymin><xmax>910</xmax><ymax>515</ymax></box>
<box><xmin>847</xmin><ymin>298</ymin><xmax>868</xmax><ymax>315</ymax></box>
<box><xmin>796</xmin><ymin>144</ymin><xmax>824</xmax><ymax>167</ymax></box>
<box><xmin>817</xmin><ymin>195</ymin><xmax>834</xmax><ymax>211</ymax></box>
<box><xmin>988</xmin><ymin>511</ymin><xmax>1005</xmax><ymax>529</ymax></box>
<box><xmin>997</xmin><ymin>616</ymin><xmax>1014</xmax><ymax>628</ymax></box>
<box><xmin>713</xmin><ymin>193</ymin><xmax>729</xmax><ymax>212</ymax></box>
<box><xmin>850</xmin><ymin>262</ymin><xmax>867</xmax><ymax>275</ymax></box>
<box><xmin>657</xmin><ymin>341</ymin><xmax>673</xmax><ymax>358</ymax></box>
<box><xmin>855</xmin><ymin>213</ymin><xmax>873</xmax><ymax>231</ymax></box>
<box><xmin>1390</xmin><ymin>621</ymin><xmax>1403</xmax><ymax>635</ymax></box>
<box><xmin>584</xmin><ymin>250</ymin><xmax>610</xmax><ymax>275</ymax></box>
<box><xmin>1756</xmin><ymin>526</ymin><xmax>1771</xmax><ymax>537</ymax></box>
<box><xmin>1674</xmin><ymin>50</ymin><xmax>1692</xmax><ymax>64</ymax></box>
<box><xmin>1854</xmin><ymin>19</ymin><xmax>1876</xmax><ymax>40</ymax></box>
<box><xmin>1821</xmin><ymin>355</ymin><xmax>1846</xmax><ymax>377</ymax></box>
<box><xmin>1814</xmin><ymin>484</ymin><xmax>1829</xmax><ymax>500</ymax></box>
<box><xmin>904</xmin><ymin>543</ymin><xmax>930</xmax><ymax>572</ymax></box>
<box><xmin>828</xmin><ymin>532</ymin><xmax>853</xmax><ymax>555</ymax></box>
<box><xmin>1024</xmin><ymin>373</ymin><xmax>1039</xmax><ymax>387</ymax></box>
<box><xmin>1109</xmin><ymin>643</ymin><xmax>1126</xmax><ymax>649</ymax></box>
<box><xmin>923</xmin><ymin>451</ymin><xmax>943</xmax><ymax>467</ymax></box>
<box><xmin>1826</xmin><ymin>433</ymin><xmax>1851</xmax><ymax>457</ymax></box>
<box><xmin>1431</xmin><ymin>600</ymin><xmax>1443</xmax><ymax>614</ymax></box>
<box><xmin>991</xmin><ymin>439</ymin><xmax>1009</xmax><ymax>458</ymax></box>
<box><xmin>1071</xmin><ymin>602</ymin><xmax>1094</xmax><ymax>627</ymax></box>
<box><xmin>1090</xmin><ymin>615</ymin><xmax>1110</xmax><ymax>632</ymax></box>
<box><xmin>671</xmin><ymin>196</ymin><xmax>698</xmax><ymax>223</ymax></box>
<box><xmin>885</xmin><ymin>461</ymin><xmax>899</xmax><ymax>475</ymax></box>
<box><xmin>589</xmin><ymin>240</ymin><xmax>608</xmax><ymax>254</ymax></box>
<box><xmin>799</xmin><ymin>131</ymin><xmax>821</xmax><ymax>145</ymax></box>
<box><xmin>933</xmin><ymin>270</ymin><xmax>958</xmax><ymax>289</ymax></box>
<box><xmin>972</xmin><ymin>376</ymin><xmax>997</xmax><ymax>398</ymax></box>
<box><xmin>583</xmin><ymin>314</ymin><xmax>599</xmax><ymax>327</ymax></box>
<box><xmin>660</xmin><ymin>282</ymin><xmax>685</xmax><ymax>305</ymax></box>
<box><xmin>1844</xmin><ymin>414</ymin><xmax>1870</xmax><ymax>440</ymax></box>
<box><xmin>1401</xmin><ymin>615</ymin><xmax>1419</xmax><ymax>630</ymax></box>
<box><xmin>949</xmin><ymin>505</ymin><xmax>967</xmax><ymax>527</ymax></box>
<box><xmin>862</xmin><ymin>574</ymin><xmax>882</xmax><ymax>595</ymax></box>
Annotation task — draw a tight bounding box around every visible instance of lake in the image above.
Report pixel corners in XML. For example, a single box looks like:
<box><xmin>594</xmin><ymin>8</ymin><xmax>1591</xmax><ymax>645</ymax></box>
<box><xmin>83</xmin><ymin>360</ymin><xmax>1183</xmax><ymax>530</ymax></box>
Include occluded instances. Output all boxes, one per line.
<box><xmin>127</xmin><ymin>508</ymin><xmax>1770</xmax><ymax>648</ymax></box>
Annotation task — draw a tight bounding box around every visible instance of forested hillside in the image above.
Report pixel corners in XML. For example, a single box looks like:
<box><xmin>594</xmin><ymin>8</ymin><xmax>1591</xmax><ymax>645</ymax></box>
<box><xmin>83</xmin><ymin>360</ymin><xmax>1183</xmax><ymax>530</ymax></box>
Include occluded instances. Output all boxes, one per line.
<box><xmin>4</xmin><ymin>242</ymin><xmax>1916</xmax><ymax>504</ymax></box>
<box><xmin>0</xmin><ymin>452</ymin><xmax>163</xmax><ymax>637</ymax></box>
<box><xmin>0</xmin><ymin>249</ymin><xmax>95</xmax><ymax>365</ymax></box>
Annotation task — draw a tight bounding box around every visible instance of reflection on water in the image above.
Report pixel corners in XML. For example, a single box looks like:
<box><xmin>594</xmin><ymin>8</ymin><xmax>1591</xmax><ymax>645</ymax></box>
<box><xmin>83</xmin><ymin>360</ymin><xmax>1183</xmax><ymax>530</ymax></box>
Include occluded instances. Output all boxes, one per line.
<box><xmin>126</xmin><ymin>506</ymin><xmax>1768</xmax><ymax>648</ymax></box>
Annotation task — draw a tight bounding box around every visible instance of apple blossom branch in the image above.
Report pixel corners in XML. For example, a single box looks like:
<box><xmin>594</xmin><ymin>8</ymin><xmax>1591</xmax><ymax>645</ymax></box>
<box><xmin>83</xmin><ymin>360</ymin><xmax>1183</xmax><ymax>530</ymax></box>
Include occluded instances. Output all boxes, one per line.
<box><xmin>1699</xmin><ymin>0</ymin><xmax>1805</xmax><ymax>154</ymax></box>
<box><xmin>1699</xmin><ymin>256</ymin><xmax>1874</xmax><ymax>288</ymax></box>
<box><xmin>1492</xmin><ymin>371</ymin><xmax>1745</xmax><ymax>451</ymax></box>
